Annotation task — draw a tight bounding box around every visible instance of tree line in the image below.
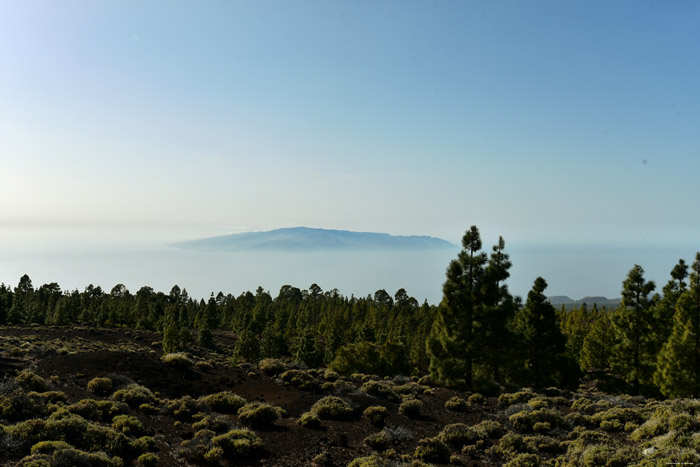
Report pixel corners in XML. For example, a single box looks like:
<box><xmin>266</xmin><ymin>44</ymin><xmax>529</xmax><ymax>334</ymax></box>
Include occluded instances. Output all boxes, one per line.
<box><xmin>1</xmin><ymin>225</ymin><xmax>698</xmax><ymax>397</ymax></box>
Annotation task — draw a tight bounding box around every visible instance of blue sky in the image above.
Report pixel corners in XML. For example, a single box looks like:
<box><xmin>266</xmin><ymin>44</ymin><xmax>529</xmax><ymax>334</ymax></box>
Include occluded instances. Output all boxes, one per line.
<box><xmin>1</xmin><ymin>1</ymin><xmax>699</xmax><ymax>296</ymax></box>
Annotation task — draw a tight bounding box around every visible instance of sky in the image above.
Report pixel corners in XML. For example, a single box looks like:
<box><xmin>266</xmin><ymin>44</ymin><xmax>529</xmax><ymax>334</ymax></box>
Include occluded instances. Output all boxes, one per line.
<box><xmin>1</xmin><ymin>1</ymin><xmax>699</xmax><ymax>300</ymax></box>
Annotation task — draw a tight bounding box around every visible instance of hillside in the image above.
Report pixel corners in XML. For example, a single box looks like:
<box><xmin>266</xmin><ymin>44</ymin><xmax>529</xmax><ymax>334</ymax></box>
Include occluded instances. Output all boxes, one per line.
<box><xmin>175</xmin><ymin>227</ymin><xmax>456</xmax><ymax>251</ymax></box>
<box><xmin>548</xmin><ymin>295</ymin><xmax>621</xmax><ymax>309</ymax></box>
<box><xmin>0</xmin><ymin>324</ymin><xmax>695</xmax><ymax>466</ymax></box>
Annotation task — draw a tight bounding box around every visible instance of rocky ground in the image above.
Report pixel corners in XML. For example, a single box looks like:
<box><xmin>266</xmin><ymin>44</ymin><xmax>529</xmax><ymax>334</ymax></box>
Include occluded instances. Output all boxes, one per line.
<box><xmin>0</xmin><ymin>325</ymin><xmax>697</xmax><ymax>466</ymax></box>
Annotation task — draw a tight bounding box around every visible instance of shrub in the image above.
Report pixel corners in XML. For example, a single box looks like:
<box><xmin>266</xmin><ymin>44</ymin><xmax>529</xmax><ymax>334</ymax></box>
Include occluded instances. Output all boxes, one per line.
<box><xmin>330</xmin><ymin>342</ymin><xmax>385</xmax><ymax>376</ymax></box>
<box><xmin>66</xmin><ymin>399</ymin><xmax>129</xmax><ymax>422</ymax></box>
<box><xmin>399</xmin><ymin>398</ymin><xmax>422</xmax><ymax>418</ymax></box>
<box><xmin>503</xmin><ymin>453</ymin><xmax>541</xmax><ymax>467</ymax></box>
<box><xmin>165</xmin><ymin>396</ymin><xmax>204</xmax><ymax>421</ymax></box>
<box><xmin>363</xmin><ymin>406</ymin><xmax>389</xmax><ymax>427</ymax></box>
<box><xmin>198</xmin><ymin>391</ymin><xmax>246</xmax><ymax>414</ymax></box>
<box><xmin>445</xmin><ymin>396</ymin><xmax>469</xmax><ymax>412</ymax></box>
<box><xmin>499</xmin><ymin>390</ymin><xmax>537</xmax><ymax>407</ymax></box>
<box><xmin>138</xmin><ymin>404</ymin><xmax>159</xmax><ymax>415</ymax></box>
<box><xmin>30</xmin><ymin>440</ymin><xmax>72</xmax><ymax>454</ymax></box>
<box><xmin>474</xmin><ymin>419</ymin><xmax>506</xmax><ymax>439</ymax></box>
<box><xmin>30</xmin><ymin>391</ymin><xmax>67</xmax><ymax>404</ymax></box>
<box><xmin>279</xmin><ymin>370</ymin><xmax>319</xmax><ymax>391</ymax></box>
<box><xmin>136</xmin><ymin>452</ymin><xmax>158</xmax><ymax>467</ymax></box>
<box><xmin>15</xmin><ymin>371</ymin><xmax>48</xmax><ymax>392</ymax></box>
<box><xmin>237</xmin><ymin>402</ymin><xmax>284</xmax><ymax>429</ymax></box>
<box><xmin>298</xmin><ymin>411</ymin><xmax>321</xmax><ymax>428</ymax></box>
<box><xmin>310</xmin><ymin>396</ymin><xmax>354</xmax><ymax>420</ymax></box>
<box><xmin>258</xmin><ymin>358</ymin><xmax>285</xmax><ymax>375</ymax></box>
<box><xmin>87</xmin><ymin>378</ymin><xmax>112</xmax><ymax>396</ymax></box>
<box><xmin>112</xmin><ymin>384</ymin><xmax>156</xmax><ymax>408</ymax></box>
<box><xmin>211</xmin><ymin>428</ymin><xmax>264</xmax><ymax>457</ymax></box>
<box><xmin>161</xmin><ymin>352</ymin><xmax>194</xmax><ymax>369</ymax></box>
<box><xmin>365</xmin><ymin>430</ymin><xmax>392</xmax><ymax>451</ymax></box>
<box><xmin>192</xmin><ymin>415</ymin><xmax>230</xmax><ymax>434</ymax></box>
<box><xmin>468</xmin><ymin>393</ymin><xmax>485</xmax><ymax>405</ymax></box>
<box><xmin>488</xmin><ymin>432</ymin><xmax>532</xmax><ymax>461</ymax></box>
<box><xmin>347</xmin><ymin>455</ymin><xmax>389</xmax><ymax>467</ymax></box>
<box><xmin>130</xmin><ymin>436</ymin><xmax>156</xmax><ymax>453</ymax></box>
<box><xmin>50</xmin><ymin>447</ymin><xmax>123</xmax><ymax>467</ymax></box>
<box><xmin>509</xmin><ymin>409</ymin><xmax>563</xmax><ymax>432</ymax></box>
<box><xmin>439</xmin><ymin>423</ymin><xmax>486</xmax><ymax>448</ymax></box>
<box><xmin>414</xmin><ymin>437</ymin><xmax>450</xmax><ymax>463</ymax></box>
<box><xmin>111</xmin><ymin>415</ymin><xmax>145</xmax><ymax>436</ymax></box>
<box><xmin>361</xmin><ymin>381</ymin><xmax>401</xmax><ymax>403</ymax></box>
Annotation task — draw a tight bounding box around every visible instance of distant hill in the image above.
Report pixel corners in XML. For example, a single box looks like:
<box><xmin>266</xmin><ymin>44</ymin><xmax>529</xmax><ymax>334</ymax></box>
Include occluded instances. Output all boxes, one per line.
<box><xmin>548</xmin><ymin>295</ymin><xmax>621</xmax><ymax>310</ymax></box>
<box><xmin>175</xmin><ymin>227</ymin><xmax>456</xmax><ymax>252</ymax></box>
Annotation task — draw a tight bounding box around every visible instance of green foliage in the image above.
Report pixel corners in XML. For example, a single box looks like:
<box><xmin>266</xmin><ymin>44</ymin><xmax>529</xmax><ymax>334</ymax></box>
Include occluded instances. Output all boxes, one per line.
<box><xmin>610</xmin><ymin>264</ymin><xmax>657</xmax><ymax>393</ymax></box>
<box><xmin>198</xmin><ymin>391</ymin><xmax>246</xmax><ymax>413</ymax></box>
<box><xmin>580</xmin><ymin>311</ymin><xmax>614</xmax><ymax>372</ymax></box>
<box><xmin>298</xmin><ymin>411</ymin><xmax>321</xmax><ymax>428</ymax></box>
<box><xmin>279</xmin><ymin>369</ymin><xmax>319</xmax><ymax>391</ymax></box>
<box><xmin>444</xmin><ymin>396</ymin><xmax>469</xmax><ymax>412</ymax></box>
<box><xmin>413</xmin><ymin>436</ymin><xmax>450</xmax><ymax>463</ymax></box>
<box><xmin>361</xmin><ymin>380</ymin><xmax>401</xmax><ymax>402</ymax></box>
<box><xmin>86</xmin><ymin>377</ymin><xmax>112</xmax><ymax>396</ymax></box>
<box><xmin>258</xmin><ymin>358</ymin><xmax>286</xmax><ymax>375</ymax></box>
<box><xmin>111</xmin><ymin>415</ymin><xmax>145</xmax><ymax>436</ymax></box>
<box><xmin>112</xmin><ymin>384</ymin><xmax>156</xmax><ymax>408</ymax></box>
<box><xmin>438</xmin><ymin>423</ymin><xmax>486</xmax><ymax>448</ymax></box>
<box><xmin>364</xmin><ymin>430</ymin><xmax>392</xmax><ymax>451</ymax></box>
<box><xmin>236</xmin><ymin>402</ymin><xmax>283</xmax><ymax>429</ymax></box>
<box><xmin>30</xmin><ymin>440</ymin><xmax>72</xmax><ymax>454</ymax></box>
<box><xmin>363</xmin><ymin>405</ymin><xmax>389</xmax><ymax>427</ymax></box>
<box><xmin>347</xmin><ymin>455</ymin><xmax>389</xmax><ymax>467</ymax></box>
<box><xmin>135</xmin><ymin>452</ymin><xmax>159</xmax><ymax>467</ymax></box>
<box><xmin>514</xmin><ymin>278</ymin><xmax>576</xmax><ymax>388</ymax></box>
<box><xmin>15</xmin><ymin>371</ymin><xmax>48</xmax><ymax>392</ymax></box>
<box><xmin>160</xmin><ymin>352</ymin><xmax>194</xmax><ymax>370</ymax></box>
<box><xmin>398</xmin><ymin>398</ymin><xmax>422</xmax><ymax>418</ymax></box>
<box><xmin>655</xmin><ymin>253</ymin><xmax>700</xmax><ymax>397</ymax></box>
<box><xmin>310</xmin><ymin>396</ymin><xmax>354</xmax><ymax>420</ymax></box>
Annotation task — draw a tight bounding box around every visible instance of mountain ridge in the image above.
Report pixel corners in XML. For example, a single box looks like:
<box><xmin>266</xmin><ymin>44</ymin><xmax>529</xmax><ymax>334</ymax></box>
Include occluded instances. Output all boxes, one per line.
<box><xmin>175</xmin><ymin>226</ymin><xmax>456</xmax><ymax>251</ymax></box>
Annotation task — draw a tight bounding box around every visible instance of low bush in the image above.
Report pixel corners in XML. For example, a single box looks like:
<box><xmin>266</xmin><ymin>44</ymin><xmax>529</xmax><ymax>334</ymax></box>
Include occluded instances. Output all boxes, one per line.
<box><xmin>237</xmin><ymin>402</ymin><xmax>284</xmax><ymax>429</ymax></box>
<box><xmin>439</xmin><ymin>423</ymin><xmax>487</xmax><ymax>448</ymax></box>
<box><xmin>499</xmin><ymin>390</ymin><xmax>537</xmax><ymax>407</ymax></box>
<box><xmin>445</xmin><ymin>396</ymin><xmax>469</xmax><ymax>412</ymax></box>
<box><xmin>87</xmin><ymin>377</ymin><xmax>112</xmax><ymax>396</ymax></box>
<box><xmin>509</xmin><ymin>409</ymin><xmax>563</xmax><ymax>432</ymax></box>
<box><xmin>30</xmin><ymin>440</ymin><xmax>72</xmax><ymax>454</ymax></box>
<box><xmin>66</xmin><ymin>399</ymin><xmax>129</xmax><ymax>422</ymax></box>
<box><xmin>279</xmin><ymin>370</ymin><xmax>319</xmax><ymax>391</ymax></box>
<box><xmin>363</xmin><ymin>406</ymin><xmax>389</xmax><ymax>427</ymax></box>
<box><xmin>414</xmin><ymin>436</ymin><xmax>450</xmax><ymax>463</ymax></box>
<box><xmin>15</xmin><ymin>371</ymin><xmax>48</xmax><ymax>392</ymax></box>
<box><xmin>192</xmin><ymin>414</ymin><xmax>230</xmax><ymax>434</ymax></box>
<box><xmin>211</xmin><ymin>428</ymin><xmax>264</xmax><ymax>457</ymax></box>
<box><xmin>165</xmin><ymin>396</ymin><xmax>204</xmax><ymax>421</ymax></box>
<box><xmin>310</xmin><ymin>396</ymin><xmax>354</xmax><ymax>420</ymax></box>
<box><xmin>111</xmin><ymin>414</ymin><xmax>145</xmax><ymax>436</ymax></box>
<box><xmin>112</xmin><ymin>384</ymin><xmax>156</xmax><ymax>408</ymax></box>
<box><xmin>258</xmin><ymin>358</ymin><xmax>285</xmax><ymax>375</ymax></box>
<box><xmin>347</xmin><ymin>455</ymin><xmax>389</xmax><ymax>467</ymax></box>
<box><xmin>198</xmin><ymin>391</ymin><xmax>246</xmax><ymax>414</ymax></box>
<box><xmin>398</xmin><ymin>398</ymin><xmax>422</xmax><ymax>418</ymax></box>
<box><xmin>161</xmin><ymin>352</ymin><xmax>194</xmax><ymax>369</ymax></box>
<box><xmin>136</xmin><ymin>452</ymin><xmax>158</xmax><ymax>467</ymax></box>
<box><xmin>361</xmin><ymin>381</ymin><xmax>401</xmax><ymax>403</ymax></box>
<box><xmin>365</xmin><ymin>430</ymin><xmax>392</xmax><ymax>451</ymax></box>
<box><xmin>298</xmin><ymin>411</ymin><xmax>321</xmax><ymax>428</ymax></box>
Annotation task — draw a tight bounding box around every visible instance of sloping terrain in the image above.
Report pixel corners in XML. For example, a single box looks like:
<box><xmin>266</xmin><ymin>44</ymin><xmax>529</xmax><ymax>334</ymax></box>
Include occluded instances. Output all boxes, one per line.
<box><xmin>0</xmin><ymin>325</ymin><xmax>697</xmax><ymax>466</ymax></box>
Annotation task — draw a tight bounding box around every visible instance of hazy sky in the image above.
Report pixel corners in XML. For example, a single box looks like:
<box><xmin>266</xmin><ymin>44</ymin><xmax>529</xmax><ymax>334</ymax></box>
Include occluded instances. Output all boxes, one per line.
<box><xmin>2</xmin><ymin>1</ymin><xmax>699</xmax><ymax>247</ymax></box>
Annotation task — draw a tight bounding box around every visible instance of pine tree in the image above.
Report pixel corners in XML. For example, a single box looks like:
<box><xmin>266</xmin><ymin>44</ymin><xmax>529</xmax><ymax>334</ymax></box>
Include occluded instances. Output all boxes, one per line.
<box><xmin>514</xmin><ymin>277</ymin><xmax>570</xmax><ymax>388</ymax></box>
<box><xmin>655</xmin><ymin>253</ymin><xmax>700</xmax><ymax>397</ymax></box>
<box><xmin>427</xmin><ymin>226</ymin><xmax>488</xmax><ymax>387</ymax></box>
<box><xmin>651</xmin><ymin>259</ymin><xmax>688</xmax><ymax>354</ymax></box>
<box><xmin>580</xmin><ymin>309</ymin><xmax>613</xmax><ymax>372</ymax></box>
<box><xmin>610</xmin><ymin>264</ymin><xmax>656</xmax><ymax>393</ymax></box>
<box><xmin>478</xmin><ymin>236</ymin><xmax>516</xmax><ymax>383</ymax></box>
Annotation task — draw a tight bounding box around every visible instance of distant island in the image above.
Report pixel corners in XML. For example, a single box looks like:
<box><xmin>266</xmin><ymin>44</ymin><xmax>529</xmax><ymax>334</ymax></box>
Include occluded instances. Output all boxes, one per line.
<box><xmin>175</xmin><ymin>227</ymin><xmax>457</xmax><ymax>251</ymax></box>
<box><xmin>548</xmin><ymin>295</ymin><xmax>621</xmax><ymax>309</ymax></box>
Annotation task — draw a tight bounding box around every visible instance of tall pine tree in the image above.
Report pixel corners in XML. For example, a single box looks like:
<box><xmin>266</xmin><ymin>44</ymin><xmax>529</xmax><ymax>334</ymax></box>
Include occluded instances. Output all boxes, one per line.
<box><xmin>655</xmin><ymin>253</ymin><xmax>700</xmax><ymax>397</ymax></box>
<box><xmin>610</xmin><ymin>264</ymin><xmax>656</xmax><ymax>393</ymax></box>
<box><xmin>514</xmin><ymin>277</ymin><xmax>570</xmax><ymax>388</ymax></box>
